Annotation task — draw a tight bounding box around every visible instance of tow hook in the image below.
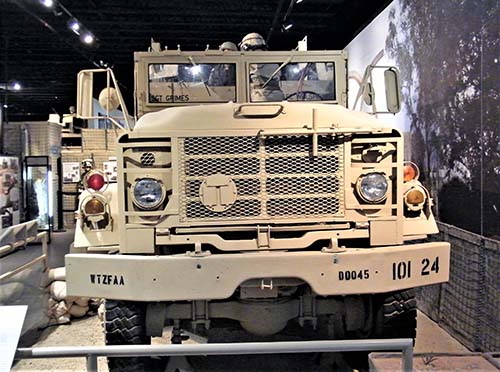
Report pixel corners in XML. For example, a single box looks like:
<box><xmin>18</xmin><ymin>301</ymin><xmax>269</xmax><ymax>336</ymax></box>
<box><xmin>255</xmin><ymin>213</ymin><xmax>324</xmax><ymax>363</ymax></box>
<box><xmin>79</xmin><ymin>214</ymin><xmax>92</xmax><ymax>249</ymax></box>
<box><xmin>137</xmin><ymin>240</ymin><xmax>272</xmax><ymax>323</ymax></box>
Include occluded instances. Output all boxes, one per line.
<box><xmin>321</xmin><ymin>238</ymin><xmax>346</xmax><ymax>253</ymax></box>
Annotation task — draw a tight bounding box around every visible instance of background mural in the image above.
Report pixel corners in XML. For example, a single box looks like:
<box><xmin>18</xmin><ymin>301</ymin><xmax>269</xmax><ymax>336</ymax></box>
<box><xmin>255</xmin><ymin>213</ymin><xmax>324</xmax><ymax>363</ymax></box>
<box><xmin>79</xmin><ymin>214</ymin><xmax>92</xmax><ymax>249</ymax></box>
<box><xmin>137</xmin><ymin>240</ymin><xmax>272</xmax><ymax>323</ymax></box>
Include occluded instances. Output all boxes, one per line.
<box><xmin>347</xmin><ymin>0</ymin><xmax>499</xmax><ymax>239</ymax></box>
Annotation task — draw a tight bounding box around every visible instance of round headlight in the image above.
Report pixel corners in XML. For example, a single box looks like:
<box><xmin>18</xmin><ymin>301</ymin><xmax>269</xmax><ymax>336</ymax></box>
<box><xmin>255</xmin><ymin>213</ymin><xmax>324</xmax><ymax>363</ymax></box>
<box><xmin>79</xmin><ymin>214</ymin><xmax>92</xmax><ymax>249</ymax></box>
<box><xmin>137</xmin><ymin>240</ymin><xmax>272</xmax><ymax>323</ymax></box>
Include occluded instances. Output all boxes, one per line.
<box><xmin>357</xmin><ymin>172</ymin><xmax>388</xmax><ymax>203</ymax></box>
<box><xmin>131</xmin><ymin>178</ymin><xmax>166</xmax><ymax>210</ymax></box>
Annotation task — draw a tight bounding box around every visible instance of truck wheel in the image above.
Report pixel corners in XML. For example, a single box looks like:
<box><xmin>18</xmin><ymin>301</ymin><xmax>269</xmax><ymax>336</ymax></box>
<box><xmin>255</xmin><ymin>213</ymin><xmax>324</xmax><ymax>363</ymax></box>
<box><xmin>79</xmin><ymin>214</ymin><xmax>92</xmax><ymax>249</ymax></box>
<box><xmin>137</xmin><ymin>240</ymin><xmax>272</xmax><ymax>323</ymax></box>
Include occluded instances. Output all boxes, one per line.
<box><xmin>105</xmin><ymin>300</ymin><xmax>168</xmax><ymax>372</ymax></box>
<box><xmin>375</xmin><ymin>289</ymin><xmax>417</xmax><ymax>340</ymax></box>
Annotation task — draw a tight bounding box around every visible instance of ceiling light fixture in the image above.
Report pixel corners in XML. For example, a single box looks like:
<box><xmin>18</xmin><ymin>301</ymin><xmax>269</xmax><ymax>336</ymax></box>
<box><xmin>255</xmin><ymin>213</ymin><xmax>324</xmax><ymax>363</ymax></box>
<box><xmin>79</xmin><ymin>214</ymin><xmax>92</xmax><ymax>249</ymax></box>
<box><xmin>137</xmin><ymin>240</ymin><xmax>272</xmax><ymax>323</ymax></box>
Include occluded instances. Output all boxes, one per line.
<box><xmin>68</xmin><ymin>18</ymin><xmax>80</xmax><ymax>34</ymax></box>
<box><xmin>81</xmin><ymin>32</ymin><xmax>95</xmax><ymax>45</ymax></box>
<box><xmin>40</xmin><ymin>0</ymin><xmax>54</xmax><ymax>8</ymax></box>
<box><xmin>295</xmin><ymin>0</ymin><xmax>304</xmax><ymax>3</ymax></box>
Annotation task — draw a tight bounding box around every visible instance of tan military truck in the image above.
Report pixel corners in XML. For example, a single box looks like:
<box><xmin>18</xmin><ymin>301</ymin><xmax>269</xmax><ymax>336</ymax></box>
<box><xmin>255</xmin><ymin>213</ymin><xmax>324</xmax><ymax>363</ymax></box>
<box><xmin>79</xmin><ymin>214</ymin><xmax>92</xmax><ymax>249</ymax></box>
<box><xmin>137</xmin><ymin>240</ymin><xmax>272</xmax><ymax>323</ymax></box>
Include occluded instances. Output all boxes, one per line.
<box><xmin>66</xmin><ymin>46</ymin><xmax>450</xmax><ymax>371</ymax></box>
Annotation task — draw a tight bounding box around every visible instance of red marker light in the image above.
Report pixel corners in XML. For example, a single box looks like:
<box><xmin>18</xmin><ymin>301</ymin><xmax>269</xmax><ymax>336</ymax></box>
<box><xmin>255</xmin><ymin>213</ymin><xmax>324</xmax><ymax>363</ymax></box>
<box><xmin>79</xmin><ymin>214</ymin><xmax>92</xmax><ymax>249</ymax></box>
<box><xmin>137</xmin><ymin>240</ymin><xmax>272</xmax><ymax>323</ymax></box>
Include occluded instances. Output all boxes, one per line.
<box><xmin>87</xmin><ymin>173</ymin><xmax>105</xmax><ymax>191</ymax></box>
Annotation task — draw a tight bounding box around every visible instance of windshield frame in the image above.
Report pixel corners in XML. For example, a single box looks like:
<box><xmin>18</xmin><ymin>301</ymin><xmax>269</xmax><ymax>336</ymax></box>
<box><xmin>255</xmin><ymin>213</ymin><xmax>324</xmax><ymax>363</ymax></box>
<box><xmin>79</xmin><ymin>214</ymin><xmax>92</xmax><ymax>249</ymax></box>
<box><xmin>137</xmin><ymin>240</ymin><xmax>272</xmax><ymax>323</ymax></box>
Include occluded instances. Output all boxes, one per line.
<box><xmin>134</xmin><ymin>50</ymin><xmax>347</xmax><ymax>117</ymax></box>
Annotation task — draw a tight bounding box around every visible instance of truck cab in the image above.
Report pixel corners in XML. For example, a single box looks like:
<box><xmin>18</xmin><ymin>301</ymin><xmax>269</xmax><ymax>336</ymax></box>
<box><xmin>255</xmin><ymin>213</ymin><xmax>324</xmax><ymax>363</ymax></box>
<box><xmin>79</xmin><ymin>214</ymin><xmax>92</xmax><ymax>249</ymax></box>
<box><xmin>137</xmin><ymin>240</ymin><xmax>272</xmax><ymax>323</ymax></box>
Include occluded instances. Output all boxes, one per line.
<box><xmin>66</xmin><ymin>46</ymin><xmax>450</xmax><ymax>372</ymax></box>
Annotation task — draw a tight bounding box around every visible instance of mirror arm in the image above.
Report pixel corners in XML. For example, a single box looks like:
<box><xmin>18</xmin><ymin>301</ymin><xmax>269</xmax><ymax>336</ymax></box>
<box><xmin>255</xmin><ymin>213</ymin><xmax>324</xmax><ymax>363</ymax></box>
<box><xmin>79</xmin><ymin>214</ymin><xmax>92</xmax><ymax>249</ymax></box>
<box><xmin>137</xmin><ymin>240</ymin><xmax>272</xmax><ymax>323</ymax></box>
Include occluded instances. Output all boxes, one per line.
<box><xmin>353</xmin><ymin>65</ymin><xmax>372</xmax><ymax>110</ymax></box>
<box><xmin>107</xmin><ymin>68</ymin><xmax>132</xmax><ymax>131</ymax></box>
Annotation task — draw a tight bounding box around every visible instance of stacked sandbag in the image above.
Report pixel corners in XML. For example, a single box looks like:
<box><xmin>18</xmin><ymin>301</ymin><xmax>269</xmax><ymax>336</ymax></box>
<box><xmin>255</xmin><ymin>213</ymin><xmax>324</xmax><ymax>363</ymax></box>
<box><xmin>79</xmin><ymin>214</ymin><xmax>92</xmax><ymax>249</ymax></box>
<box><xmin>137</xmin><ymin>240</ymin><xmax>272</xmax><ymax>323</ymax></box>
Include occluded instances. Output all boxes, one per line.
<box><xmin>45</xmin><ymin>266</ymin><xmax>102</xmax><ymax>324</ymax></box>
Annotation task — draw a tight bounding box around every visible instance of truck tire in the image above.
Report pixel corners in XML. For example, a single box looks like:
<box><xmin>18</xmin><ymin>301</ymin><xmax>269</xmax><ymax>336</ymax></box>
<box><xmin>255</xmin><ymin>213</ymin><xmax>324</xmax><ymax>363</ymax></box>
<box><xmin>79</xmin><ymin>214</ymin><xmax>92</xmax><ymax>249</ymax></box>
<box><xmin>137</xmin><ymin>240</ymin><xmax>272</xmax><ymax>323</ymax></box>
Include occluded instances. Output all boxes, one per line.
<box><xmin>375</xmin><ymin>289</ymin><xmax>417</xmax><ymax>340</ymax></box>
<box><xmin>345</xmin><ymin>290</ymin><xmax>417</xmax><ymax>371</ymax></box>
<box><xmin>105</xmin><ymin>300</ymin><xmax>167</xmax><ymax>372</ymax></box>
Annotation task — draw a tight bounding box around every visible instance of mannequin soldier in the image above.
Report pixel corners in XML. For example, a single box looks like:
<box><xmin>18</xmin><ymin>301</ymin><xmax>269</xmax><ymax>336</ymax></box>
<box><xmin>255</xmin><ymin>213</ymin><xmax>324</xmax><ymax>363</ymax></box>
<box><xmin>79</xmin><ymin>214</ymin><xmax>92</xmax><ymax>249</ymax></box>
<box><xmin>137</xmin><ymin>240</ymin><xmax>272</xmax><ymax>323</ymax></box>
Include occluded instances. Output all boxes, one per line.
<box><xmin>239</xmin><ymin>33</ymin><xmax>284</xmax><ymax>102</ymax></box>
<box><xmin>208</xmin><ymin>41</ymin><xmax>237</xmax><ymax>87</ymax></box>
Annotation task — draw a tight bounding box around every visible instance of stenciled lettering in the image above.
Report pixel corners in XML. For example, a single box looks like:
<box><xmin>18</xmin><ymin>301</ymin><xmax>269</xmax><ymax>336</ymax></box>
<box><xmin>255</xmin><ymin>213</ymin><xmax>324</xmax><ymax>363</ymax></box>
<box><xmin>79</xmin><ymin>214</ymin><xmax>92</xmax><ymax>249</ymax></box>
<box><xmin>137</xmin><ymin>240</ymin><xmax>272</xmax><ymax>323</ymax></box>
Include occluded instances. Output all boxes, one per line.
<box><xmin>89</xmin><ymin>273</ymin><xmax>125</xmax><ymax>286</ymax></box>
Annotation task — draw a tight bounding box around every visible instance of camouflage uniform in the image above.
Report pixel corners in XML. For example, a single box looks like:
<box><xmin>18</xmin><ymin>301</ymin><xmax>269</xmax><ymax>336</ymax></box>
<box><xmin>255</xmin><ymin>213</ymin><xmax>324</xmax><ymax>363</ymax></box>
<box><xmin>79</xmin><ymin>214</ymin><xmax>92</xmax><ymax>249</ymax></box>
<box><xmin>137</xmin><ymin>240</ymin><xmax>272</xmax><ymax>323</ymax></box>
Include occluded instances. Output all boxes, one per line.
<box><xmin>208</xmin><ymin>64</ymin><xmax>236</xmax><ymax>87</ymax></box>
<box><xmin>249</xmin><ymin>64</ymin><xmax>284</xmax><ymax>102</ymax></box>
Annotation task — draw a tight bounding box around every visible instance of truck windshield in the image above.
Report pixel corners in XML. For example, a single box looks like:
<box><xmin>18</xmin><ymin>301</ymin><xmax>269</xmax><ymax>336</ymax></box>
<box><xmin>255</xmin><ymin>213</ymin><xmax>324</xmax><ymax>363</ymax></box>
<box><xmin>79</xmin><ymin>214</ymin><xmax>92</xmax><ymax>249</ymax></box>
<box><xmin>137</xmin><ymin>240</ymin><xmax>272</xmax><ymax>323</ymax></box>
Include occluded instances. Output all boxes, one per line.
<box><xmin>148</xmin><ymin>63</ymin><xmax>236</xmax><ymax>103</ymax></box>
<box><xmin>248</xmin><ymin>62</ymin><xmax>335</xmax><ymax>102</ymax></box>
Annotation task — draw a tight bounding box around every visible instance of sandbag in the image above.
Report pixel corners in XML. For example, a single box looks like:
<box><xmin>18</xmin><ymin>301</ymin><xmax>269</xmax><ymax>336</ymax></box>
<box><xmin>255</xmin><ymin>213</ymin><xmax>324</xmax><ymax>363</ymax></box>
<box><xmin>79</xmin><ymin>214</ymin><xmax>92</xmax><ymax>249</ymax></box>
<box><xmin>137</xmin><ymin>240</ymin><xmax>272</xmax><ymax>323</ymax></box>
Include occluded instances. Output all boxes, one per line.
<box><xmin>68</xmin><ymin>303</ymin><xmax>89</xmax><ymax>318</ymax></box>
<box><xmin>56</xmin><ymin>314</ymin><xmax>71</xmax><ymax>324</ymax></box>
<box><xmin>48</xmin><ymin>267</ymin><xmax>66</xmax><ymax>282</ymax></box>
<box><xmin>97</xmin><ymin>303</ymin><xmax>105</xmax><ymax>322</ymax></box>
<box><xmin>49</xmin><ymin>281</ymin><xmax>67</xmax><ymax>301</ymax></box>
<box><xmin>74</xmin><ymin>297</ymin><xmax>89</xmax><ymax>307</ymax></box>
<box><xmin>48</xmin><ymin>297</ymin><xmax>57</xmax><ymax>309</ymax></box>
<box><xmin>48</xmin><ymin>300</ymin><xmax>68</xmax><ymax>318</ymax></box>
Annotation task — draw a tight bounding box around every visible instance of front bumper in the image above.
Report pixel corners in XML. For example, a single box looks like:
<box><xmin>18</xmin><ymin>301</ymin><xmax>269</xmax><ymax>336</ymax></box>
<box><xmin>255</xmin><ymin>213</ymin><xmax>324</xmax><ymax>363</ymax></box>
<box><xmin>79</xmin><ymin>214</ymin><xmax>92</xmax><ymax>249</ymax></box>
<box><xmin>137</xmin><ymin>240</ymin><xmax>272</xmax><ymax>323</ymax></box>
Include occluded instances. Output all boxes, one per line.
<box><xmin>65</xmin><ymin>242</ymin><xmax>450</xmax><ymax>301</ymax></box>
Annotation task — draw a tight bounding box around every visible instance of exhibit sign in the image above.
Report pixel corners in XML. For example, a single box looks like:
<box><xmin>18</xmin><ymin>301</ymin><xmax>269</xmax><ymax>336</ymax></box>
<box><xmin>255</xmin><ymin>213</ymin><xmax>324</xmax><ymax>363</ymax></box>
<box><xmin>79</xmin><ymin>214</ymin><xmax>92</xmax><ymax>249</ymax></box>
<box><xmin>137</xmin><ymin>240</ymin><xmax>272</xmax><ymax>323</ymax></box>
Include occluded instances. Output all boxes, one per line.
<box><xmin>0</xmin><ymin>156</ymin><xmax>21</xmax><ymax>232</ymax></box>
<box><xmin>62</xmin><ymin>162</ymin><xmax>80</xmax><ymax>183</ymax></box>
<box><xmin>0</xmin><ymin>306</ymin><xmax>28</xmax><ymax>372</ymax></box>
<box><xmin>103</xmin><ymin>160</ymin><xmax>117</xmax><ymax>182</ymax></box>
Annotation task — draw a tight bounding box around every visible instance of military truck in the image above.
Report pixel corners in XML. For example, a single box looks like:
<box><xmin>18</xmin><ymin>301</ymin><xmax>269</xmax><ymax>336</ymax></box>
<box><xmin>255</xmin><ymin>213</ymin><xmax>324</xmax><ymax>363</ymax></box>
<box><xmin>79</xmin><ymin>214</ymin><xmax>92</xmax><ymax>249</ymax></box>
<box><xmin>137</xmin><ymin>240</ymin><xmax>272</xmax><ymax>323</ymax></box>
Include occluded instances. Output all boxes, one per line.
<box><xmin>66</xmin><ymin>45</ymin><xmax>450</xmax><ymax>371</ymax></box>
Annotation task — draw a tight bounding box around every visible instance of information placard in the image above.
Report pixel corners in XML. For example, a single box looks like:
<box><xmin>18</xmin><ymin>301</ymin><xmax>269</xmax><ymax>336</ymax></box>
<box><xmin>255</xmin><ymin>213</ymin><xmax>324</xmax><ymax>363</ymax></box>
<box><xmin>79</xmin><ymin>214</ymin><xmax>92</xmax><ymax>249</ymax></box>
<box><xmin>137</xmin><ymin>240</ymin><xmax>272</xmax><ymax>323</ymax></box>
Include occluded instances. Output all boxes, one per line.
<box><xmin>0</xmin><ymin>306</ymin><xmax>27</xmax><ymax>372</ymax></box>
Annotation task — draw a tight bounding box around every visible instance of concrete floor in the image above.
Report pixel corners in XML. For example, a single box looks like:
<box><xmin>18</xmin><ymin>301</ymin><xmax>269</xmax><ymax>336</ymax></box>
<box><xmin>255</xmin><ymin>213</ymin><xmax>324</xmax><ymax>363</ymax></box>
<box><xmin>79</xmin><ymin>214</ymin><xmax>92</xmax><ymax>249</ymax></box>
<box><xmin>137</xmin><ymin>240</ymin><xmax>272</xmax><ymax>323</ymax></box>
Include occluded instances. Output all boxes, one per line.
<box><xmin>11</xmin><ymin>310</ymin><xmax>469</xmax><ymax>372</ymax></box>
<box><xmin>1</xmin><ymin>229</ymin><xmax>75</xmax><ymax>346</ymax></box>
<box><xmin>6</xmin><ymin>230</ymin><xmax>469</xmax><ymax>371</ymax></box>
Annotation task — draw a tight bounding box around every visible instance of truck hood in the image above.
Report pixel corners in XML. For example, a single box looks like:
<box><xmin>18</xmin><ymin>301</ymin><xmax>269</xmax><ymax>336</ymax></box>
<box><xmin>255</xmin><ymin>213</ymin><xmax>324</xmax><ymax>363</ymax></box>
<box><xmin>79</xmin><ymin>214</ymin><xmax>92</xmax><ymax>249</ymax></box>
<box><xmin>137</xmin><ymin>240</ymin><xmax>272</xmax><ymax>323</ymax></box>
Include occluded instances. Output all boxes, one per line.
<box><xmin>131</xmin><ymin>102</ymin><xmax>394</xmax><ymax>137</ymax></box>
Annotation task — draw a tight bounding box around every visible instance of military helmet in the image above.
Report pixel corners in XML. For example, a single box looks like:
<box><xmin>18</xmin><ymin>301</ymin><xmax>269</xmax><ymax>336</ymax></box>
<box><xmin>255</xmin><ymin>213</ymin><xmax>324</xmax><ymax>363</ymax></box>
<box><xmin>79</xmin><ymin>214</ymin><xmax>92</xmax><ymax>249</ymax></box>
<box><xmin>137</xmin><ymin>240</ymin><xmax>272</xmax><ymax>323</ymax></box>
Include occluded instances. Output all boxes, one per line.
<box><xmin>81</xmin><ymin>158</ymin><xmax>94</xmax><ymax>170</ymax></box>
<box><xmin>219</xmin><ymin>41</ymin><xmax>237</xmax><ymax>51</ymax></box>
<box><xmin>239</xmin><ymin>32</ymin><xmax>267</xmax><ymax>51</ymax></box>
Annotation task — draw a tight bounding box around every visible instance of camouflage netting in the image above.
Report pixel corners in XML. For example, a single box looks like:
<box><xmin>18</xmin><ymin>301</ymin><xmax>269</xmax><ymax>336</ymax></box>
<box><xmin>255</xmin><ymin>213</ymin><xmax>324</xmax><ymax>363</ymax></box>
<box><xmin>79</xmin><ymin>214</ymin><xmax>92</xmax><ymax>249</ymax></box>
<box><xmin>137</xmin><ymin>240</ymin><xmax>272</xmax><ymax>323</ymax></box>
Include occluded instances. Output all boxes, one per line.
<box><xmin>417</xmin><ymin>222</ymin><xmax>500</xmax><ymax>351</ymax></box>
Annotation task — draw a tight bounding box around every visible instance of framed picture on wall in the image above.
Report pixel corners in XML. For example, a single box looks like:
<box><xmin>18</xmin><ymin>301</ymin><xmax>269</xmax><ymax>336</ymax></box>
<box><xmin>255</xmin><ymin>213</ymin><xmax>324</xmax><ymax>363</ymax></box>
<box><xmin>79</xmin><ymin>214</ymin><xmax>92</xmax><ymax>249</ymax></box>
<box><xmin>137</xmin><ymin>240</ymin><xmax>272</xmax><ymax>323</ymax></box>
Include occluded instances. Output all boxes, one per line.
<box><xmin>0</xmin><ymin>156</ymin><xmax>21</xmax><ymax>230</ymax></box>
<box><xmin>62</xmin><ymin>162</ymin><xmax>80</xmax><ymax>183</ymax></box>
<box><xmin>103</xmin><ymin>161</ymin><xmax>117</xmax><ymax>182</ymax></box>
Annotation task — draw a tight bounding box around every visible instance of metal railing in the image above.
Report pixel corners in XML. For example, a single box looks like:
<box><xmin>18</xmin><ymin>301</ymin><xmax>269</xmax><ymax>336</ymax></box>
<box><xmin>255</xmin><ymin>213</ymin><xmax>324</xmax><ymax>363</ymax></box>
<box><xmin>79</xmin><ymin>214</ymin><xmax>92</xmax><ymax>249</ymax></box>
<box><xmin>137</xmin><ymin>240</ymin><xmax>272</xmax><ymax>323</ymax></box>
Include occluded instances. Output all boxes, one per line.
<box><xmin>0</xmin><ymin>220</ymin><xmax>48</xmax><ymax>282</ymax></box>
<box><xmin>15</xmin><ymin>338</ymin><xmax>414</xmax><ymax>372</ymax></box>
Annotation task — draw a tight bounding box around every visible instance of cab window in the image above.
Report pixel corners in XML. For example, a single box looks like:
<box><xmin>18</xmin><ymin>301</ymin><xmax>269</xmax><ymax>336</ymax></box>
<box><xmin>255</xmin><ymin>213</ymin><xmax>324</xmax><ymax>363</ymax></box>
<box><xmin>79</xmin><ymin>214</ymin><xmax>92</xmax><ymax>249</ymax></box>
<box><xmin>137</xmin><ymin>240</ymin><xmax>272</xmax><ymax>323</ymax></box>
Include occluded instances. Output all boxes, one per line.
<box><xmin>148</xmin><ymin>63</ymin><xmax>236</xmax><ymax>103</ymax></box>
<box><xmin>248</xmin><ymin>62</ymin><xmax>336</xmax><ymax>102</ymax></box>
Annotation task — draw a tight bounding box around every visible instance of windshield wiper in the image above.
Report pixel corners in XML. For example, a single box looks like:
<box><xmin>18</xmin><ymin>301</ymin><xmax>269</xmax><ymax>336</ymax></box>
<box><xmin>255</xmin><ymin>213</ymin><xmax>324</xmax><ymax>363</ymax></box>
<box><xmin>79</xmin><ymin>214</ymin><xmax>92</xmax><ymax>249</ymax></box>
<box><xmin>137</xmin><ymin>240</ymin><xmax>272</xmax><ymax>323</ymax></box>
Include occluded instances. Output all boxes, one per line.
<box><xmin>188</xmin><ymin>56</ymin><xmax>212</xmax><ymax>96</ymax></box>
<box><xmin>262</xmin><ymin>47</ymin><xmax>298</xmax><ymax>88</ymax></box>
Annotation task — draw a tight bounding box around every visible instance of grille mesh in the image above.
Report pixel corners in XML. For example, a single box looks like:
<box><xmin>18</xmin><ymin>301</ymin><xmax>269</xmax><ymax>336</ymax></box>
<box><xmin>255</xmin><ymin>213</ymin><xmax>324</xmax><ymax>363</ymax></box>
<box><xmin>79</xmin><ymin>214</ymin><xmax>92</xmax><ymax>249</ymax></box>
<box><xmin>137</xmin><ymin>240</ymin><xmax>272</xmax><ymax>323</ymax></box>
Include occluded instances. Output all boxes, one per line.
<box><xmin>266</xmin><ymin>155</ymin><xmax>339</xmax><ymax>174</ymax></box>
<box><xmin>186</xmin><ymin>178</ymin><xmax>261</xmax><ymax>198</ymax></box>
<box><xmin>140</xmin><ymin>152</ymin><xmax>155</xmax><ymax>167</ymax></box>
<box><xmin>186</xmin><ymin>179</ymin><xmax>203</xmax><ymax>198</ymax></box>
<box><xmin>179</xmin><ymin>135</ymin><xmax>344</xmax><ymax>222</ymax></box>
<box><xmin>235</xmin><ymin>178</ymin><xmax>261</xmax><ymax>196</ymax></box>
<box><xmin>185</xmin><ymin>136</ymin><xmax>259</xmax><ymax>155</ymax></box>
<box><xmin>265</xmin><ymin>135</ymin><xmax>339</xmax><ymax>153</ymax></box>
<box><xmin>267</xmin><ymin>176</ymin><xmax>339</xmax><ymax>195</ymax></box>
<box><xmin>186</xmin><ymin>157</ymin><xmax>259</xmax><ymax>176</ymax></box>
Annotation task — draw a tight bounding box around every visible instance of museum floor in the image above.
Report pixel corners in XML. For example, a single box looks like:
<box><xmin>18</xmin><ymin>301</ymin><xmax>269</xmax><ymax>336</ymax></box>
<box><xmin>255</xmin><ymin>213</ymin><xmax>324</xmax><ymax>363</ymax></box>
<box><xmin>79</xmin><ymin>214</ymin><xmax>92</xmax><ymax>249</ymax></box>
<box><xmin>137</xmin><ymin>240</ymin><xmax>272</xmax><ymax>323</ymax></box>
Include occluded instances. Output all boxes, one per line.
<box><xmin>8</xmin><ymin>230</ymin><xmax>469</xmax><ymax>371</ymax></box>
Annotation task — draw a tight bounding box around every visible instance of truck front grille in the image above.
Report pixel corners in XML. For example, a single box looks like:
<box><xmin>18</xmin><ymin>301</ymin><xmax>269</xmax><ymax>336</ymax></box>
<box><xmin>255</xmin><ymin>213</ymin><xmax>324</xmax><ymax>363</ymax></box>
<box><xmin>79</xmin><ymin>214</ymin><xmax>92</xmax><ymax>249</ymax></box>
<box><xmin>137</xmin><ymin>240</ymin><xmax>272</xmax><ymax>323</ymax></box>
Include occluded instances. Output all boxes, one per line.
<box><xmin>179</xmin><ymin>135</ymin><xmax>344</xmax><ymax>222</ymax></box>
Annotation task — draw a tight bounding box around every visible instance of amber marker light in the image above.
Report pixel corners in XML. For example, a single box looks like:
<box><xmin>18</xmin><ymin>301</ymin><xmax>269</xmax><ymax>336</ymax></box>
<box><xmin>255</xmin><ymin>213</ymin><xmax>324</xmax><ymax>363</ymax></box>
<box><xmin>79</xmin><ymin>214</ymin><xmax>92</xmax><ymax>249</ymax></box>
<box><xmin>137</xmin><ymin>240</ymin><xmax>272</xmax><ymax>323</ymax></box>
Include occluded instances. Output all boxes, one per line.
<box><xmin>403</xmin><ymin>161</ymin><xmax>420</xmax><ymax>182</ymax></box>
<box><xmin>406</xmin><ymin>189</ymin><xmax>425</xmax><ymax>205</ymax></box>
<box><xmin>84</xmin><ymin>197</ymin><xmax>105</xmax><ymax>215</ymax></box>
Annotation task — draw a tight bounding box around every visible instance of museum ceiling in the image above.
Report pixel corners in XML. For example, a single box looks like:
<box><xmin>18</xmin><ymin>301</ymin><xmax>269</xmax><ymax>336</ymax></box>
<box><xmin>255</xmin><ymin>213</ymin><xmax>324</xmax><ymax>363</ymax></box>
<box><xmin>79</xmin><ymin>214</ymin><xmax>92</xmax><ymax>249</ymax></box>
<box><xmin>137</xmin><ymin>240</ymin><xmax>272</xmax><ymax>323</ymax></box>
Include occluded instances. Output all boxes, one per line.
<box><xmin>1</xmin><ymin>0</ymin><xmax>391</xmax><ymax>121</ymax></box>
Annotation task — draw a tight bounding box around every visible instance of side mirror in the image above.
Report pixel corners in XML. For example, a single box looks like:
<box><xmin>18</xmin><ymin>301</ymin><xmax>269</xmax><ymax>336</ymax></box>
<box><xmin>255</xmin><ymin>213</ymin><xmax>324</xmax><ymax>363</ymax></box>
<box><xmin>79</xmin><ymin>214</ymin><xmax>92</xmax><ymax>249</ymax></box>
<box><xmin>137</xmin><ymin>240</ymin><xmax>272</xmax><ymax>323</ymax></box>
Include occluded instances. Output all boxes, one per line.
<box><xmin>384</xmin><ymin>67</ymin><xmax>402</xmax><ymax>113</ymax></box>
<box><xmin>77</xmin><ymin>71</ymin><xmax>94</xmax><ymax>118</ymax></box>
<box><xmin>75</xmin><ymin>68</ymin><xmax>132</xmax><ymax>132</ymax></box>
